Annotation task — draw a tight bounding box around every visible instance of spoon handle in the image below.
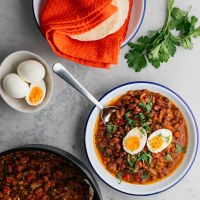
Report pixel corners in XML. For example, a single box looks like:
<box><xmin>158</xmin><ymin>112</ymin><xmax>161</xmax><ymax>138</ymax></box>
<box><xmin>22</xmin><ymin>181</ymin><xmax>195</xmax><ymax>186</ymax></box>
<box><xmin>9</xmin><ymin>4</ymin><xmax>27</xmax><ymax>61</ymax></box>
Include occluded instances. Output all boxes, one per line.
<box><xmin>53</xmin><ymin>63</ymin><xmax>104</xmax><ymax>110</ymax></box>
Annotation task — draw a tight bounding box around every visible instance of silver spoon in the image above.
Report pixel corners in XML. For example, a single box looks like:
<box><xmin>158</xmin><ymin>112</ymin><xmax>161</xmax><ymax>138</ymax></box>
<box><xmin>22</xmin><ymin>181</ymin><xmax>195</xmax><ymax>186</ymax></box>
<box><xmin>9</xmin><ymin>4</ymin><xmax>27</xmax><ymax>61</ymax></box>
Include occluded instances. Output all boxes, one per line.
<box><xmin>53</xmin><ymin>63</ymin><xmax>118</xmax><ymax>124</ymax></box>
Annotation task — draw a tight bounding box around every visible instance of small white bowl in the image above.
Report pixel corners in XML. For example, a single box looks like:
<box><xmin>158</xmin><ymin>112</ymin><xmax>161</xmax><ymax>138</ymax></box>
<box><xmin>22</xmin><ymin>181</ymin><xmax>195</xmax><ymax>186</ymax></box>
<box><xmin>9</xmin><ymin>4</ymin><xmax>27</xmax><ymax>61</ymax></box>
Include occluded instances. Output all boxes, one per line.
<box><xmin>0</xmin><ymin>51</ymin><xmax>53</xmax><ymax>113</ymax></box>
<box><xmin>32</xmin><ymin>0</ymin><xmax>146</xmax><ymax>48</ymax></box>
<box><xmin>84</xmin><ymin>81</ymin><xmax>198</xmax><ymax>196</ymax></box>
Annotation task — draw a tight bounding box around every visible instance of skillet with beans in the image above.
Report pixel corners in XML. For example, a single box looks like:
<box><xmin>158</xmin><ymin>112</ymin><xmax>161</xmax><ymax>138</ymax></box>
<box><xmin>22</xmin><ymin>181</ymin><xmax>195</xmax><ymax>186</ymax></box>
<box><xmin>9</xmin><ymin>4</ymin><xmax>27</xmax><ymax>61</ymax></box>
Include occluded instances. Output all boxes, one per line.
<box><xmin>0</xmin><ymin>151</ymin><xmax>93</xmax><ymax>200</ymax></box>
<box><xmin>95</xmin><ymin>89</ymin><xmax>188</xmax><ymax>184</ymax></box>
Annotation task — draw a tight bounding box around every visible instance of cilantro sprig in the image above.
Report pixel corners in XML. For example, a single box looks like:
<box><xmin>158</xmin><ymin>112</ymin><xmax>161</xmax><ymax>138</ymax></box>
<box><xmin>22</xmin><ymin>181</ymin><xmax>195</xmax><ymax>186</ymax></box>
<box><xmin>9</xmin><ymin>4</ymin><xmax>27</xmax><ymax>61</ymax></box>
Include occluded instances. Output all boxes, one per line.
<box><xmin>166</xmin><ymin>153</ymin><xmax>173</xmax><ymax>161</ymax></box>
<box><xmin>117</xmin><ymin>172</ymin><xmax>124</xmax><ymax>184</ymax></box>
<box><xmin>124</xmin><ymin>112</ymin><xmax>135</xmax><ymax>126</ymax></box>
<box><xmin>107</xmin><ymin>122</ymin><xmax>116</xmax><ymax>133</ymax></box>
<box><xmin>138</xmin><ymin>96</ymin><xmax>153</xmax><ymax>113</ymax></box>
<box><xmin>141</xmin><ymin>171</ymin><xmax>149</xmax><ymax>179</ymax></box>
<box><xmin>125</xmin><ymin>0</ymin><xmax>200</xmax><ymax>72</ymax></box>
<box><xmin>137</xmin><ymin>152</ymin><xmax>152</xmax><ymax>166</ymax></box>
<box><xmin>135</xmin><ymin>113</ymin><xmax>151</xmax><ymax>133</ymax></box>
<box><xmin>176</xmin><ymin>143</ymin><xmax>187</xmax><ymax>153</ymax></box>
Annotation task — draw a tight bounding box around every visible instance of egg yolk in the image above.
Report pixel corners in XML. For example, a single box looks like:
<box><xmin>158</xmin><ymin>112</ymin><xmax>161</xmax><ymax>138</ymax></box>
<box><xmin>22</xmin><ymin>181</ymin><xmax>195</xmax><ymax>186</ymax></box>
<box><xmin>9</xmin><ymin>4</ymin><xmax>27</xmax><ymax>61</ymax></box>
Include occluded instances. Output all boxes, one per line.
<box><xmin>29</xmin><ymin>87</ymin><xmax>43</xmax><ymax>105</ymax></box>
<box><xmin>149</xmin><ymin>135</ymin><xmax>163</xmax><ymax>150</ymax></box>
<box><xmin>125</xmin><ymin>136</ymin><xmax>140</xmax><ymax>151</ymax></box>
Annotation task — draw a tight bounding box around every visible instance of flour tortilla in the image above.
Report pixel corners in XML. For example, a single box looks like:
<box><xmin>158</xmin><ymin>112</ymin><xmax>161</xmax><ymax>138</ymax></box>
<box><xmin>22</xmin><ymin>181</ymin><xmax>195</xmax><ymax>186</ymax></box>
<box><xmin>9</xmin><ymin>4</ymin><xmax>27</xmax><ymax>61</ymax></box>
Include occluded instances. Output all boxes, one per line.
<box><xmin>70</xmin><ymin>0</ymin><xmax>129</xmax><ymax>41</ymax></box>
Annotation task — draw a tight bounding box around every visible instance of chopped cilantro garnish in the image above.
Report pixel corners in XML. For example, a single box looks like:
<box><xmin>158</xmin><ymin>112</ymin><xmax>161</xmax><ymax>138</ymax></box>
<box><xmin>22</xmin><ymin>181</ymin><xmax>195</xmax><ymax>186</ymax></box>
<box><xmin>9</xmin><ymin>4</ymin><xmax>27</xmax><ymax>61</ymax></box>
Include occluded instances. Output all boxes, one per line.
<box><xmin>117</xmin><ymin>172</ymin><xmax>124</xmax><ymax>184</ymax></box>
<box><xmin>127</xmin><ymin>154</ymin><xmax>136</xmax><ymax>168</ymax></box>
<box><xmin>99</xmin><ymin>147</ymin><xmax>105</xmax><ymax>153</ymax></box>
<box><xmin>107</xmin><ymin>122</ymin><xmax>116</xmax><ymax>133</ymax></box>
<box><xmin>175</xmin><ymin>143</ymin><xmax>182</xmax><ymax>152</ymax></box>
<box><xmin>166</xmin><ymin>153</ymin><xmax>173</xmax><ymax>161</ymax></box>
<box><xmin>182</xmin><ymin>146</ymin><xmax>187</xmax><ymax>153</ymax></box>
<box><xmin>124</xmin><ymin>112</ymin><xmax>135</xmax><ymax>126</ymax></box>
<box><xmin>137</xmin><ymin>152</ymin><xmax>152</xmax><ymax>166</ymax></box>
<box><xmin>141</xmin><ymin>171</ymin><xmax>149</xmax><ymax>179</ymax></box>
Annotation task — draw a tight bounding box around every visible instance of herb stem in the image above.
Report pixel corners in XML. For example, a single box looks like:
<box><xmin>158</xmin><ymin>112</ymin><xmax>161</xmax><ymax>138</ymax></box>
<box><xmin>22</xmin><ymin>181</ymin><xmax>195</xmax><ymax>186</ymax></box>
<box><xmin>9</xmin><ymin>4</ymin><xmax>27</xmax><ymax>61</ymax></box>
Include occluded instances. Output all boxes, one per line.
<box><xmin>164</xmin><ymin>0</ymin><xmax>175</xmax><ymax>33</ymax></box>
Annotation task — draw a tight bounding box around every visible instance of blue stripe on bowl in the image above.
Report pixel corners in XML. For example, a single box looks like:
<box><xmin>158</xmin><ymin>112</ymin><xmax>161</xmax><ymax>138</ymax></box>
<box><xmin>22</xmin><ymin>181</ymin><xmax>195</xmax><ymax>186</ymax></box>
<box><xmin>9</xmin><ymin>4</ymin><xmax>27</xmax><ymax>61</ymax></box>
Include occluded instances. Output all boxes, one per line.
<box><xmin>84</xmin><ymin>81</ymin><xmax>199</xmax><ymax>196</ymax></box>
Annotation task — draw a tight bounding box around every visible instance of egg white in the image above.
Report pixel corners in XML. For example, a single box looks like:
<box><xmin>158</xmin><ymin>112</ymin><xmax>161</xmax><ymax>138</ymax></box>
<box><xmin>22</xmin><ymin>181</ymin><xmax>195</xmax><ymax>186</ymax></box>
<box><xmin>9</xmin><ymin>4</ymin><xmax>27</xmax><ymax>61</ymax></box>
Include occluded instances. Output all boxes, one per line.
<box><xmin>3</xmin><ymin>73</ymin><xmax>29</xmax><ymax>98</ymax></box>
<box><xmin>122</xmin><ymin>127</ymin><xmax>147</xmax><ymax>155</ymax></box>
<box><xmin>17</xmin><ymin>60</ymin><xmax>45</xmax><ymax>83</ymax></box>
<box><xmin>147</xmin><ymin>129</ymin><xmax>173</xmax><ymax>153</ymax></box>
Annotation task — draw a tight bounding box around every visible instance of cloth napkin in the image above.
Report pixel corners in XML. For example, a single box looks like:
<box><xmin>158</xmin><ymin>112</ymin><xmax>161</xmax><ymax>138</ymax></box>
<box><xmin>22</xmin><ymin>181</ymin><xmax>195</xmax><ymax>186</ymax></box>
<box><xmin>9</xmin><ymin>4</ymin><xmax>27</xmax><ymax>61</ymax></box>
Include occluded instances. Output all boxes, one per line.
<box><xmin>40</xmin><ymin>0</ymin><xmax>133</xmax><ymax>68</ymax></box>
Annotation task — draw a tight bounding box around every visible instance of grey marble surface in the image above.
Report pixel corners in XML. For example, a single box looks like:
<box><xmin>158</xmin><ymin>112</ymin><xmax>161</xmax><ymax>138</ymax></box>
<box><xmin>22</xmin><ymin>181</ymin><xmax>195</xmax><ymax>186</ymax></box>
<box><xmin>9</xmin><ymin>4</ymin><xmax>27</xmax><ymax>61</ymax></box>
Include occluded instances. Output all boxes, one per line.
<box><xmin>0</xmin><ymin>0</ymin><xmax>200</xmax><ymax>199</ymax></box>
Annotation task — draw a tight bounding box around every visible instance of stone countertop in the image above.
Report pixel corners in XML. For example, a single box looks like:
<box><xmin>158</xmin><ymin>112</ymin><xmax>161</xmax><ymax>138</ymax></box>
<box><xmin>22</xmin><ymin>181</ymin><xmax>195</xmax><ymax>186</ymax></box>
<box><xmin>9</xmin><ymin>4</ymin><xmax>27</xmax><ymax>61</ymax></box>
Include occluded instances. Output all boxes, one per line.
<box><xmin>0</xmin><ymin>0</ymin><xmax>199</xmax><ymax>199</ymax></box>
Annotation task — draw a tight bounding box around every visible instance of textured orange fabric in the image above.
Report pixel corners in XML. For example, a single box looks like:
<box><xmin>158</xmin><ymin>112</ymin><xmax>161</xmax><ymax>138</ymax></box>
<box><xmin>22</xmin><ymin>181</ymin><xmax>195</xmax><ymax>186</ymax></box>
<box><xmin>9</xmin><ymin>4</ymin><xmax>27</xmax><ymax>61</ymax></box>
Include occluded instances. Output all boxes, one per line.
<box><xmin>40</xmin><ymin>0</ymin><xmax>133</xmax><ymax>68</ymax></box>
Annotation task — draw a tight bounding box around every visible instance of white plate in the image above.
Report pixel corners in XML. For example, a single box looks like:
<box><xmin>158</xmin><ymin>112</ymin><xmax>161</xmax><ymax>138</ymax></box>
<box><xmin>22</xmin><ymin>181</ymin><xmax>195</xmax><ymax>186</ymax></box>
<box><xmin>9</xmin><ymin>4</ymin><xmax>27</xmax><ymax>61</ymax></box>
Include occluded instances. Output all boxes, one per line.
<box><xmin>32</xmin><ymin>0</ymin><xmax>146</xmax><ymax>48</ymax></box>
<box><xmin>84</xmin><ymin>82</ymin><xmax>198</xmax><ymax>195</ymax></box>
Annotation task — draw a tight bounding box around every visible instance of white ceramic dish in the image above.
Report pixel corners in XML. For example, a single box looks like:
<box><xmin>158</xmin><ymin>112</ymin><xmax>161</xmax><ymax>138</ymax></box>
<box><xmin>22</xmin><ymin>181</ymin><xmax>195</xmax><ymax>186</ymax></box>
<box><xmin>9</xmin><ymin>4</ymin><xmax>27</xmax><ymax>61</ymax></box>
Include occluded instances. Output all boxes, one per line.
<box><xmin>32</xmin><ymin>0</ymin><xmax>146</xmax><ymax>48</ymax></box>
<box><xmin>0</xmin><ymin>51</ymin><xmax>53</xmax><ymax>113</ymax></box>
<box><xmin>84</xmin><ymin>81</ymin><xmax>198</xmax><ymax>196</ymax></box>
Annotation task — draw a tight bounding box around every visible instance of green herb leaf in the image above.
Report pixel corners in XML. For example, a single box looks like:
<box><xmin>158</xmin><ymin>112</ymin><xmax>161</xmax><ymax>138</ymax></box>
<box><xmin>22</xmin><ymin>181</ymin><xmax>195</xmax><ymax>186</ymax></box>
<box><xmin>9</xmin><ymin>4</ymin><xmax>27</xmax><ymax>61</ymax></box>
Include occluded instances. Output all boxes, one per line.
<box><xmin>124</xmin><ymin>112</ymin><xmax>135</xmax><ymax>126</ymax></box>
<box><xmin>176</xmin><ymin>143</ymin><xmax>182</xmax><ymax>152</ymax></box>
<box><xmin>135</xmin><ymin>113</ymin><xmax>151</xmax><ymax>133</ymax></box>
<box><xmin>137</xmin><ymin>152</ymin><xmax>152</xmax><ymax>166</ymax></box>
<box><xmin>141</xmin><ymin>171</ymin><xmax>149</xmax><ymax>179</ymax></box>
<box><xmin>100</xmin><ymin>147</ymin><xmax>105</xmax><ymax>153</ymax></box>
<box><xmin>165</xmin><ymin>136</ymin><xmax>170</xmax><ymax>143</ymax></box>
<box><xmin>146</xmin><ymin>96</ymin><xmax>153</xmax><ymax>113</ymax></box>
<box><xmin>141</xmin><ymin>121</ymin><xmax>151</xmax><ymax>132</ymax></box>
<box><xmin>138</xmin><ymin>96</ymin><xmax>153</xmax><ymax>113</ymax></box>
<box><xmin>182</xmin><ymin>146</ymin><xmax>187</xmax><ymax>153</ymax></box>
<box><xmin>166</xmin><ymin>153</ymin><xmax>173</xmax><ymax>161</ymax></box>
<box><xmin>107</xmin><ymin>122</ymin><xmax>116</xmax><ymax>133</ymax></box>
<box><xmin>140</xmin><ymin>127</ymin><xmax>147</xmax><ymax>135</ymax></box>
<box><xmin>138</xmin><ymin>102</ymin><xmax>146</xmax><ymax>109</ymax></box>
<box><xmin>127</xmin><ymin>154</ymin><xmax>136</xmax><ymax>168</ymax></box>
<box><xmin>125</xmin><ymin>0</ymin><xmax>200</xmax><ymax>72</ymax></box>
<box><xmin>117</xmin><ymin>172</ymin><xmax>124</xmax><ymax>184</ymax></box>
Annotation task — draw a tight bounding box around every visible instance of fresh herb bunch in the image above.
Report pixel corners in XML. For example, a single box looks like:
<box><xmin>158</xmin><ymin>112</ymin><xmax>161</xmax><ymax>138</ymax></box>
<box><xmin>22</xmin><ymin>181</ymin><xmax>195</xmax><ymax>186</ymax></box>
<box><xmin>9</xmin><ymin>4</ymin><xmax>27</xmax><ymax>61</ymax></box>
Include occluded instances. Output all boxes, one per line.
<box><xmin>125</xmin><ymin>0</ymin><xmax>200</xmax><ymax>72</ymax></box>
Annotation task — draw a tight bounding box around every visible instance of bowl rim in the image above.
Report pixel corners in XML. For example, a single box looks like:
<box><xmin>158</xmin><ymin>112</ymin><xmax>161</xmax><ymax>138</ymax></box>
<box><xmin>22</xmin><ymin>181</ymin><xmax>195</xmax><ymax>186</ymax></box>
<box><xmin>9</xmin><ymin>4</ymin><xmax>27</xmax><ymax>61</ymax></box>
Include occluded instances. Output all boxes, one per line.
<box><xmin>31</xmin><ymin>0</ymin><xmax>146</xmax><ymax>48</ymax></box>
<box><xmin>0</xmin><ymin>144</ymin><xmax>102</xmax><ymax>200</ymax></box>
<box><xmin>84</xmin><ymin>81</ymin><xmax>199</xmax><ymax>196</ymax></box>
<box><xmin>0</xmin><ymin>50</ymin><xmax>53</xmax><ymax>113</ymax></box>
<box><xmin>121</xmin><ymin>0</ymin><xmax>146</xmax><ymax>48</ymax></box>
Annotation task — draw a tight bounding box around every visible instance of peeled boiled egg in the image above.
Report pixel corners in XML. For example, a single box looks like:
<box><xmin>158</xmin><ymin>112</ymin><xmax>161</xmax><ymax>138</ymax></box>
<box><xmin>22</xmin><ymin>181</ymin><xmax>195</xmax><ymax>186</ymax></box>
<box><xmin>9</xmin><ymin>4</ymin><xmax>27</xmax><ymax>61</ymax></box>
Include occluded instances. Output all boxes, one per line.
<box><xmin>17</xmin><ymin>60</ymin><xmax>45</xmax><ymax>83</ymax></box>
<box><xmin>3</xmin><ymin>73</ymin><xmax>29</xmax><ymax>98</ymax></box>
<box><xmin>147</xmin><ymin>129</ymin><xmax>173</xmax><ymax>153</ymax></box>
<box><xmin>122</xmin><ymin>127</ymin><xmax>147</xmax><ymax>155</ymax></box>
<box><xmin>25</xmin><ymin>80</ymin><xmax>46</xmax><ymax>106</ymax></box>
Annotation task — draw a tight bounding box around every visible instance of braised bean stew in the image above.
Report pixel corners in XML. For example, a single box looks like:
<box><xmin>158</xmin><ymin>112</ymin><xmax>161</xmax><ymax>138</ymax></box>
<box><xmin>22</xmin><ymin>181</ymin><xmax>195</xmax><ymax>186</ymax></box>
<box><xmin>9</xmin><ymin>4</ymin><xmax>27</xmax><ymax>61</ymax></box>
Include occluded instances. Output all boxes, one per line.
<box><xmin>0</xmin><ymin>151</ymin><xmax>93</xmax><ymax>200</ymax></box>
<box><xmin>95</xmin><ymin>89</ymin><xmax>188</xmax><ymax>184</ymax></box>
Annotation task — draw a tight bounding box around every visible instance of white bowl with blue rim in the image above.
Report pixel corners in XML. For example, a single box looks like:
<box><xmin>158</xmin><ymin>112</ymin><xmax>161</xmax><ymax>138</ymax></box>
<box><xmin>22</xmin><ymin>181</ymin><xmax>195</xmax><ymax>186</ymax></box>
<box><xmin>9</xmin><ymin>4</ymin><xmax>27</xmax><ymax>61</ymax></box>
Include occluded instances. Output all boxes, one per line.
<box><xmin>32</xmin><ymin>0</ymin><xmax>146</xmax><ymax>48</ymax></box>
<box><xmin>84</xmin><ymin>81</ymin><xmax>198</xmax><ymax>196</ymax></box>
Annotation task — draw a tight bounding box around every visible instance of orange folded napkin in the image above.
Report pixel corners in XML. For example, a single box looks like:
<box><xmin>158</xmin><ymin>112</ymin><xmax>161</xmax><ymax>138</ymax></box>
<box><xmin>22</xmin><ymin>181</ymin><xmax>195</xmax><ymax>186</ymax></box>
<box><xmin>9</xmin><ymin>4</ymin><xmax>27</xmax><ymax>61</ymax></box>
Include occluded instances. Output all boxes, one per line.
<box><xmin>40</xmin><ymin>0</ymin><xmax>133</xmax><ymax>69</ymax></box>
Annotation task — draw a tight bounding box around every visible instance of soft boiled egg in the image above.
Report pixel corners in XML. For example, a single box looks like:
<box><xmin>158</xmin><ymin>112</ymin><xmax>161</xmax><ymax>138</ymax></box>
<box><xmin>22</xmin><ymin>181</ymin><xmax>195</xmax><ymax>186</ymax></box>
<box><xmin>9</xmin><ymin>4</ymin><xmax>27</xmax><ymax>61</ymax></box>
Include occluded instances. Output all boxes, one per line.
<box><xmin>122</xmin><ymin>127</ymin><xmax>147</xmax><ymax>155</ymax></box>
<box><xmin>3</xmin><ymin>73</ymin><xmax>29</xmax><ymax>98</ymax></box>
<box><xmin>25</xmin><ymin>80</ymin><xmax>46</xmax><ymax>106</ymax></box>
<box><xmin>147</xmin><ymin>129</ymin><xmax>173</xmax><ymax>153</ymax></box>
<box><xmin>17</xmin><ymin>60</ymin><xmax>45</xmax><ymax>83</ymax></box>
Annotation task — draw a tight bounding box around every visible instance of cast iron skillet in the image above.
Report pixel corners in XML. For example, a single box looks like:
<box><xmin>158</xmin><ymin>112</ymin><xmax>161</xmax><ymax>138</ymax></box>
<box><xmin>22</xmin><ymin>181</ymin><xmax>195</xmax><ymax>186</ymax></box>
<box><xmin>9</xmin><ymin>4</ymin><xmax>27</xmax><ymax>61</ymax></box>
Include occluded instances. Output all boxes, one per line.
<box><xmin>0</xmin><ymin>144</ymin><xmax>102</xmax><ymax>200</ymax></box>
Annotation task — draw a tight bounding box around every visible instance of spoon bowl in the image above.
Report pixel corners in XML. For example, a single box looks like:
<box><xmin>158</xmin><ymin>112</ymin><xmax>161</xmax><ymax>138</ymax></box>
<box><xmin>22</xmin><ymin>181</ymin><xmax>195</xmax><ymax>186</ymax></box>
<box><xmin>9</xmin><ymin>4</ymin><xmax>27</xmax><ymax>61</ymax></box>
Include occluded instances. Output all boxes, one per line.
<box><xmin>101</xmin><ymin>106</ymin><xmax>119</xmax><ymax>124</ymax></box>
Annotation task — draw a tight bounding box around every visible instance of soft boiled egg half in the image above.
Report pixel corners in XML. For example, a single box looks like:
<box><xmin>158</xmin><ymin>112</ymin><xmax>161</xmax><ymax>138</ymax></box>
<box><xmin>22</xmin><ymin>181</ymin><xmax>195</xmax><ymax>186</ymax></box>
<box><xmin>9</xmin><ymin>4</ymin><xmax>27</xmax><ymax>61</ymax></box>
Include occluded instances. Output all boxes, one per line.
<box><xmin>25</xmin><ymin>80</ymin><xmax>46</xmax><ymax>106</ymax></box>
<box><xmin>123</xmin><ymin>127</ymin><xmax>147</xmax><ymax>155</ymax></box>
<box><xmin>147</xmin><ymin>129</ymin><xmax>173</xmax><ymax>153</ymax></box>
